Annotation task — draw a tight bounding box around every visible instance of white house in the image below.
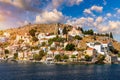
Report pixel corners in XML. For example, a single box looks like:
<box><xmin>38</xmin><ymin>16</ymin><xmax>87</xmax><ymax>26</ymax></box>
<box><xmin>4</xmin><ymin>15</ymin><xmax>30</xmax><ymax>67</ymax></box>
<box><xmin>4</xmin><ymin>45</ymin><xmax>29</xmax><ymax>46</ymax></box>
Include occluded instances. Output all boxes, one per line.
<box><xmin>38</xmin><ymin>33</ymin><xmax>56</xmax><ymax>40</ymax></box>
<box><xmin>86</xmin><ymin>41</ymin><xmax>112</xmax><ymax>55</ymax></box>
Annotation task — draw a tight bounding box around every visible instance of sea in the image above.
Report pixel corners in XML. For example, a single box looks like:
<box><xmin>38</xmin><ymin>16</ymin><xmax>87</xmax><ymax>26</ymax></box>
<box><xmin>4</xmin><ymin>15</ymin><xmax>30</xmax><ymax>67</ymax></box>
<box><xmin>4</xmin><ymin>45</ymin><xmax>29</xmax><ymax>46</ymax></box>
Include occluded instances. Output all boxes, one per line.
<box><xmin>0</xmin><ymin>62</ymin><xmax>119</xmax><ymax>80</ymax></box>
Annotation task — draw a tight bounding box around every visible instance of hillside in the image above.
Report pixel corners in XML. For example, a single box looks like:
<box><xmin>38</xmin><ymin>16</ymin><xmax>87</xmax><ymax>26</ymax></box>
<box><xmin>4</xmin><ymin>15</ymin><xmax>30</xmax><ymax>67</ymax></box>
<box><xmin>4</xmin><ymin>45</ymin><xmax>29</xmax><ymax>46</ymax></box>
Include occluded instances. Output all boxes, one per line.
<box><xmin>0</xmin><ymin>23</ymin><xmax>120</xmax><ymax>52</ymax></box>
<box><xmin>3</xmin><ymin>24</ymin><xmax>72</xmax><ymax>36</ymax></box>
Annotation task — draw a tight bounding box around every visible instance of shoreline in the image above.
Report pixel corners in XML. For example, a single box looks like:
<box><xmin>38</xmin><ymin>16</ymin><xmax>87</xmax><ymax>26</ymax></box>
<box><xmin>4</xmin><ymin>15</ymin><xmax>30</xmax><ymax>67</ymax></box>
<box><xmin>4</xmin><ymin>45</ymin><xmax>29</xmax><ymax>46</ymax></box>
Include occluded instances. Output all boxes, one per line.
<box><xmin>0</xmin><ymin>59</ymin><xmax>119</xmax><ymax>65</ymax></box>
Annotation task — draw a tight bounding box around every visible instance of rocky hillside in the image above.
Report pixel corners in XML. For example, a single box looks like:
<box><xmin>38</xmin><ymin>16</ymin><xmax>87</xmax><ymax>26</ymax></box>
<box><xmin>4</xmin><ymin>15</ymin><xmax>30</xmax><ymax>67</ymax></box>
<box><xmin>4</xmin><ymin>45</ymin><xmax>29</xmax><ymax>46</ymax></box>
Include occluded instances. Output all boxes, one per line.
<box><xmin>0</xmin><ymin>23</ymin><xmax>120</xmax><ymax>52</ymax></box>
<box><xmin>2</xmin><ymin>23</ymin><xmax>72</xmax><ymax>36</ymax></box>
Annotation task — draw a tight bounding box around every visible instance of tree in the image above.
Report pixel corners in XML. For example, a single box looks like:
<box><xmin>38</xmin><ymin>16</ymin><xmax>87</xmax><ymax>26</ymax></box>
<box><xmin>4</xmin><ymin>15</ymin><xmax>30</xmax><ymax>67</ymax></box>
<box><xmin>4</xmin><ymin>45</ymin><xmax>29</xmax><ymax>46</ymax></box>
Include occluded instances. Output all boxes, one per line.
<box><xmin>14</xmin><ymin>53</ymin><xmax>18</xmax><ymax>59</ymax></box>
<box><xmin>48</xmin><ymin>36</ymin><xmax>65</xmax><ymax>45</ymax></box>
<box><xmin>63</xmin><ymin>27</ymin><xmax>68</xmax><ymax>41</ymax></box>
<box><xmin>71</xmin><ymin>55</ymin><xmax>76</xmax><ymax>58</ymax></box>
<box><xmin>39</xmin><ymin>50</ymin><xmax>46</xmax><ymax>60</ymax></box>
<box><xmin>95</xmin><ymin>54</ymin><xmax>105</xmax><ymax>64</ymax></box>
<box><xmin>65</xmin><ymin>43</ymin><xmax>75</xmax><ymax>51</ymax></box>
<box><xmin>83</xmin><ymin>29</ymin><xmax>94</xmax><ymax>35</ymax></box>
<box><xmin>33</xmin><ymin>54</ymin><xmax>40</xmax><ymax>60</ymax></box>
<box><xmin>29</xmin><ymin>29</ymin><xmax>37</xmax><ymax>37</ymax></box>
<box><xmin>74</xmin><ymin>35</ymin><xmax>82</xmax><ymax>40</ymax></box>
<box><xmin>33</xmin><ymin>50</ymin><xmax>46</xmax><ymax>61</ymax></box>
<box><xmin>4</xmin><ymin>49</ymin><xmax>9</xmax><ymax>54</ymax></box>
<box><xmin>32</xmin><ymin>36</ymin><xmax>38</xmax><ymax>42</ymax></box>
<box><xmin>55</xmin><ymin>54</ymin><xmax>61</xmax><ymax>61</ymax></box>
<box><xmin>110</xmin><ymin>32</ymin><xmax>113</xmax><ymax>39</ymax></box>
<box><xmin>63</xmin><ymin>55</ymin><xmax>69</xmax><ymax>60</ymax></box>
<box><xmin>85</xmin><ymin>55</ymin><xmax>92</xmax><ymax>61</ymax></box>
<box><xmin>78</xmin><ymin>27</ymin><xmax>84</xmax><ymax>33</ymax></box>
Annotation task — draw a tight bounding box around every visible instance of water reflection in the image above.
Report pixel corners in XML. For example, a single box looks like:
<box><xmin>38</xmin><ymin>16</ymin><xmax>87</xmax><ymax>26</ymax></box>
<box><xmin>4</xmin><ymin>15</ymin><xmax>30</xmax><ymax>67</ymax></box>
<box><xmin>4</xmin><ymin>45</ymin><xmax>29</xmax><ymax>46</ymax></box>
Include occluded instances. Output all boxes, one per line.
<box><xmin>0</xmin><ymin>63</ymin><xmax>120</xmax><ymax>80</ymax></box>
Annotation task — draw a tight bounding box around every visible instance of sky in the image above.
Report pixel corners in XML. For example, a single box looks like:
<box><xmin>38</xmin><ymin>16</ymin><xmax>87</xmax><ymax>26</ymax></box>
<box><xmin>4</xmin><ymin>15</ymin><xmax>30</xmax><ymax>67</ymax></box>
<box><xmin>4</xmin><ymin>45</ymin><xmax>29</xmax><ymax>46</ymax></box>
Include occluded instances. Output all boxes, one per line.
<box><xmin>0</xmin><ymin>0</ymin><xmax>120</xmax><ymax>41</ymax></box>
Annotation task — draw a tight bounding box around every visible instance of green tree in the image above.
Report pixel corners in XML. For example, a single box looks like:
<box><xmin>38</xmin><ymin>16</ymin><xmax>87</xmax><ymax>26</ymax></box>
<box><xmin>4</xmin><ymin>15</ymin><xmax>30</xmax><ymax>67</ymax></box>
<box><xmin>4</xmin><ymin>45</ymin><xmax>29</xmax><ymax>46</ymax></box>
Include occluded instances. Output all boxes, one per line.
<box><xmin>118</xmin><ymin>53</ymin><xmax>120</xmax><ymax>57</ymax></box>
<box><xmin>39</xmin><ymin>50</ymin><xmax>46</xmax><ymax>60</ymax></box>
<box><xmin>29</xmin><ymin>29</ymin><xmax>37</xmax><ymax>37</ymax></box>
<box><xmin>4</xmin><ymin>49</ymin><xmax>9</xmax><ymax>54</ymax></box>
<box><xmin>32</xmin><ymin>36</ymin><xmax>38</xmax><ymax>42</ymax></box>
<box><xmin>48</xmin><ymin>36</ymin><xmax>65</xmax><ymax>45</ymax></box>
<box><xmin>33</xmin><ymin>50</ymin><xmax>46</xmax><ymax>61</ymax></box>
<box><xmin>33</xmin><ymin>54</ymin><xmax>40</xmax><ymax>60</ymax></box>
<box><xmin>85</xmin><ymin>55</ymin><xmax>92</xmax><ymax>61</ymax></box>
<box><xmin>83</xmin><ymin>29</ymin><xmax>94</xmax><ymax>35</ymax></box>
<box><xmin>55</xmin><ymin>54</ymin><xmax>61</xmax><ymax>61</ymax></box>
<box><xmin>14</xmin><ymin>53</ymin><xmax>18</xmax><ymax>59</ymax></box>
<box><xmin>110</xmin><ymin>32</ymin><xmax>113</xmax><ymax>39</ymax></box>
<box><xmin>74</xmin><ymin>35</ymin><xmax>82</xmax><ymax>40</ymax></box>
<box><xmin>78</xmin><ymin>27</ymin><xmax>84</xmax><ymax>33</ymax></box>
<box><xmin>65</xmin><ymin>43</ymin><xmax>75</xmax><ymax>51</ymax></box>
<box><xmin>95</xmin><ymin>54</ymin><xmax>105</xmax><ymax>64</ymax></box>
<box><xmin>63</xmin><ymin>55</ymin><xmax>69</xmax><ymax>60</ymax></box>
<box><xmin>71</xmin><ymin>55</ymin><xmax>76</xmax><ymax>58</ymax></box>
<box><xmin>63</xmin><ymin>27</ymin><xmax>68</xmax><ymax>41</ymax></box>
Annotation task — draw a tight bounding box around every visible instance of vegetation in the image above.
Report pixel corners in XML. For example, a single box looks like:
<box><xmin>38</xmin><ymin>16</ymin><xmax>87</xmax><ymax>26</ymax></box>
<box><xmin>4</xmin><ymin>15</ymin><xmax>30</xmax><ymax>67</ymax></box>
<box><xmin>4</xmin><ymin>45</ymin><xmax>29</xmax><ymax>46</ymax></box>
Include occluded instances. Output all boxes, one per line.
<box><xmin>48</xmin><ymin>36</ymin><xmax>65</xmax><ymax>45</ymax></box>
<box><xmin>62</xmin><ymin>55</ymin><xmax>69</xmax><ymax>60</ymax></box>
<box><xmin>55</xmin><ymin>54</ymin><xmax>62</xmax><ymax>61</ymax></box>
<box><xmin>83</xmin><ymin>29</ymin><xmax>94</xmax><ymax>35</ymax></box>
<box><xmin>4</xmin><ymin>49</ymin><xmax>9</xmax><ymax>54</ymax></box>
<box><xmin>32</xmin><ymin>36</ymin><xmax>38</xmax><ymax>42</ymax></box>
<box><xmin>39</xmin><ymin>50</ymin><xmax>46</xmax><ymax>59</ymax></box>
<box><xmin>118</xmin><ymin>53</ymin><xmax>120</xmax><ymax>57</ymax></box>
<box><xmin>95</xmin><ymin>54</ymin><xmax>105</xmax><ymax>64</ymax></box>
<box><xmin>110</xmin><ymin>32</ymin><xmax>113</xmax><ymax>39</ymax></box>
<box><xmin>41</xmin><ymin>42</ymin><xmax>46</xmax><ymax>46</ymax></box>
<box><xmin>77</xmin><ymin>27</ymin><xmax>84</xmax><ymax>33</ymax></box>
<box><xmin>0</xmin><ymin>42</ymin><xmax>10</xmax><ymax>48</ymax></box>
<box><xmin>74</xmin><ymin>35</ymin><xmax>82</xmax><ymax>40</ymax></box>
<box><xmin>109</xmin><ymin>46</ymin><xmax>119</xmax><ymax>54</ymax></box>
<box><xmin>65</xmin><ymin>43</ymin><xmax>75</xmax><ymax>51</ymax></box>
<box><xmin>33</xmin><ymin>50</ymin><xmax>46</xmax><ymax>61</ymax></box>
<box><xmin>29</xmin><ymin>29</ymin><xmax>37</xmax><ymax>37</ymax></box>
<box><xmin>63</xmin><ymin>27</ymin><xmax>68</xmax><ymax>41</ymax></box>
<box><xmin>71</xmin><ymin>55</ymin><xmax>76</xmax><ymax>58</ymax></box>
<box><xmin>85</xmin><ymin>55</ymin><xmax>92</xmax><ymax>61</ymax></box>
<box><xmin>14</xmin><ymin>53</ymin><xmax>18</xmax><ymax>59</ymax></box>
<box><xmin>50</xmin><ymin>47</ymin><xmax>56</xmax><ymax>50</ymax></box>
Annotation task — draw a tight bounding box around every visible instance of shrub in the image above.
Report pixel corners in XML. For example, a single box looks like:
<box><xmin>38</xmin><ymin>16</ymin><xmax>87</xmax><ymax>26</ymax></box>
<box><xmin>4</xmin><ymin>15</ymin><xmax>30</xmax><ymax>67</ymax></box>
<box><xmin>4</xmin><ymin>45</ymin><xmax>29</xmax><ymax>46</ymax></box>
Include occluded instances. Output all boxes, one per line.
<box><xmin>55</xmin><ymin>54</ymin><xmax>62</xmax><ymax>61</ymax></box>
<box><xmin>65</xmin><ymin>43</ymin><xmax>75</xmax><ymax>51</ymax></box>
<box><xmin>74</xmin><ymin>35</ymin><xmax>82</xmax><ymax>40</ymax></box>
<box><xmin>29</xmin><ymin>29</ymin><xmax>37</xmax><ymax>37</ymax></box>
<box><xmin>85</xmin><ymin>55</ymin><xmax>92</xmax><ymax>61</ymax></box>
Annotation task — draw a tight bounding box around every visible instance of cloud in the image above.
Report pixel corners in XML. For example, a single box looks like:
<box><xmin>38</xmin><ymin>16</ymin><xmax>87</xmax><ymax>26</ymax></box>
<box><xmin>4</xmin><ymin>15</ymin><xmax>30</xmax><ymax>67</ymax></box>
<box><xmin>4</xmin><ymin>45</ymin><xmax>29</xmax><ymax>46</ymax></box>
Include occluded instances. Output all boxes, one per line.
<box><xmin>96</xmin><ymin>16</ymin><xmax>103</xmax><ymax>24</ymax></box>
<box><xmin>97</xmin><ymin>21</ymin><xmax>120</xmax><ymax>33</ymax></box>
<box><xmin>0</xmin><ymin>0</ymin><xmax>44</xmax><ymax>12</ymax></box>
<box><xmin>106</xmin><ymin>13</ymin><xmax>112</xmax><ymax>17</ymax></box>
<box><xmin>91</xmin><ymin>5</ymin><xmax>103</xmax><ymax>12</ymax></box>
<box><xmin>46</xmin><ymin>0</ymin><xmax>83</xmax><ymax>10</ymax></box>
<box><xmin>83</xmin><ymin>9</ymin><xmax>92</xmax><ymax>14</ymax></box>
<box><xmin>83</xmin><ymin>5</ymin><xmax>103</xmax><ymax>16</ymax></box>
<box><xmin>52</xmin><ymin>0</ymin><xmax>64</xmax><ymax>9</ymax></box>
<box><xmin>67</xmin><ymin>0</ymin><xmax>83</xmax><ymax>6</ymax></box>
<box><xmin>66</xmin><ymin>17</ymin><xmax>94</xmax><ymax>28</ymax></box>
<box><xmin>117</xmin><ymin>9</ymin><xmax>120</xmax><ymax>13</ymax></box>
<box><xmin>35</xmin><ymin>9</ymin><xmax>65</xmax><ymax>24</ymax></box>
<box><xmin>103</xmin><ymin>0</ymin><xmax>107</xmax><ymax>5</ymax></box>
